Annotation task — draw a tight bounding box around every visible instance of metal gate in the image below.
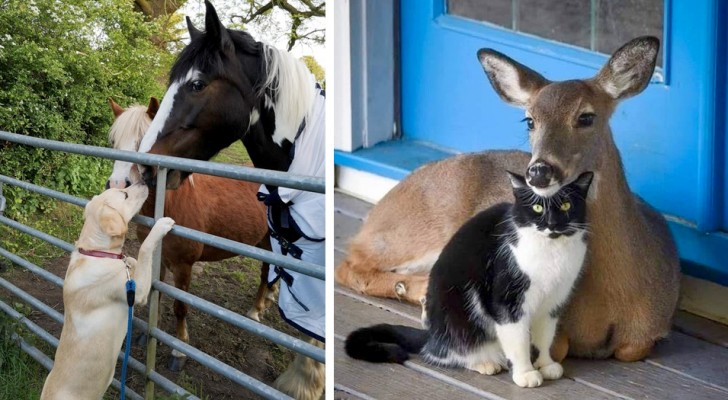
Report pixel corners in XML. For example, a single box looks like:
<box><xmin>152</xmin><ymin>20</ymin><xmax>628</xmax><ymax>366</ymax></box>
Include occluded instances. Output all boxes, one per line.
<box><xmin>0</xmin><ymin>130</ymin><xmax>326</xmax><ymax>400</ymax></box>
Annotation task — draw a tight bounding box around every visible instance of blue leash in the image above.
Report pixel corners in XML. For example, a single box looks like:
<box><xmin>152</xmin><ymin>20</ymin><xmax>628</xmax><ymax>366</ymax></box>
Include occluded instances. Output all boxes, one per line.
<box><xmin>120</xmin><ymin>275</ymin><xmax>136</xmax><ymax>399</ymax></box>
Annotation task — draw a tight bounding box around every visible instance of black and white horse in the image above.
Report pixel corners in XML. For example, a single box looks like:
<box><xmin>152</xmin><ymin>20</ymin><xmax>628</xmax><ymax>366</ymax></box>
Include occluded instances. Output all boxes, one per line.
<box><xmin>137</xmin><ymin>2</ymin><xmax>325</xmax><ymax>398</ymax></box>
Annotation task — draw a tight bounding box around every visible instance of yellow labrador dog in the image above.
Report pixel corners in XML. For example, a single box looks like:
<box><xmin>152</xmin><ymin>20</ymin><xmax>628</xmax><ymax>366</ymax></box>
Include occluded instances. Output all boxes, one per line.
<box><xmin>41</xmin><ymin>184</ymin><xmax>174</xmax><ymax>400</ymax></box>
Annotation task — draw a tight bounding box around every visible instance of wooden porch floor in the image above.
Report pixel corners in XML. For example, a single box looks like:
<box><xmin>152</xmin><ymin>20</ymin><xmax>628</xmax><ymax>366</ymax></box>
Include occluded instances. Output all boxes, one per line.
<box><xmin>334</xmin><ymin>192</ymin><xmax>728</xmax><ymax>400</ymax></box>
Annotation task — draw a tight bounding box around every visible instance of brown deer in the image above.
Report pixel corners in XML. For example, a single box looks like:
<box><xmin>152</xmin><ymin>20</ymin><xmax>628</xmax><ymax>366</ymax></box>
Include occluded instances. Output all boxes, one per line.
<box><xmin>335</xmin><ymin>36</ymin><xmax>681</xmax><ymax>362</ymax></box>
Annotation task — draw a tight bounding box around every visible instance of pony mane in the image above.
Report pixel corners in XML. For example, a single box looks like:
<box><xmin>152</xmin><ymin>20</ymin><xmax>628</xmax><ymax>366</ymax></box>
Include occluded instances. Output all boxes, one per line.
<box><xmin>108</xmin><ymin>105</ymin><xmax>151</xmax><ymax>150</ymax></box>
<box><xmin>261</xmin><ymin>43</ymin><xmax>317</xmax><ymax>143</ymax></box>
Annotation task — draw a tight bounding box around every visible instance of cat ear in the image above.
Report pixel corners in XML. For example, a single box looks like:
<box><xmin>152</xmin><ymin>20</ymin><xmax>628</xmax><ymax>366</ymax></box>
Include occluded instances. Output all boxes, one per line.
<box><xmin>506</xmin><ymin>171</ymin><xmax>528</xmax><ymax>189</ymax></box>
<box><xmin>573</xmin><ymin>171</ymin><xmax>595</xmax><ymax>193</ymax></box>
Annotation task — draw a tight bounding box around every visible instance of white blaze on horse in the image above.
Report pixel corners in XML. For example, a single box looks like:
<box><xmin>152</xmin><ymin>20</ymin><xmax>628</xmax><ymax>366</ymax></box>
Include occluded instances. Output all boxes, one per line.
<box><xmin>106</xmin><ymin>98</ymin><xmax>277</xmax><ymax>372</ymax></box>
<box><xmin>136</xmin><ymin>2</ymin><xmax>325</xmax><ymax>399</ymax></box>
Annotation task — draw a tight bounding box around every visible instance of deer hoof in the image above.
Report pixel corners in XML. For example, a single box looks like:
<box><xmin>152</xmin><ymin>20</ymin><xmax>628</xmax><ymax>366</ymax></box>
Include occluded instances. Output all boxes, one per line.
<box><xmin>394</xmin><ymin>281</ymin><xmax>407</xmax><ymax>296</ymax></box>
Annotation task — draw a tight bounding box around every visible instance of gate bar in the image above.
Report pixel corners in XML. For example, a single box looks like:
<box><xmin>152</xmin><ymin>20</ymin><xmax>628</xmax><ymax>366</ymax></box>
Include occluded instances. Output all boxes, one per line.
<box><xmin>0</xmin><ymin>131</ymin><xmax>324</xmax><ymax>193</ymax></box>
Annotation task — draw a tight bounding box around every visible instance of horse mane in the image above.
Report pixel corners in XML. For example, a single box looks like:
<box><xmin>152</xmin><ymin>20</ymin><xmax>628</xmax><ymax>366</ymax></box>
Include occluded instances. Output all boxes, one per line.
<box><xmin>108</xmin><ymin>105</ymin><xmax>151</xmax><ymax>150</ymax></box>
<box><xmin>261</xmin><ymin>43</ymin><xmax>317</xmax><ymax>143</ymax></box>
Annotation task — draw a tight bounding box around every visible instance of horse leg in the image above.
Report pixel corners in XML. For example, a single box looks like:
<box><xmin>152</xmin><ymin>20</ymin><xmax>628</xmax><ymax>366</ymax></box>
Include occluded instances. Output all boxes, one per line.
<box><xmin>273</xmin><ymin>338</ymin><xmax>325</xmax><ymax>400</ymax></box>
<box><xmin>247</xmin><ymin>261</ymin><xmax>273</xmax><ymax>322</ymax></box>
<box><xmin>168</xmin><ymin>263</ymin><xmax>192</xmax><ymax>372</ymax></box>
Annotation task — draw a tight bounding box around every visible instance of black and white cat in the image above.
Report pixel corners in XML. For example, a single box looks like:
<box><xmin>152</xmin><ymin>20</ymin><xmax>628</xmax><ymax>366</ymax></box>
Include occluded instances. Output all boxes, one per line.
<box><xmin>345</xmin><ymin>171</ymin><xmax>594</xmax><ymax>388</ymax></box>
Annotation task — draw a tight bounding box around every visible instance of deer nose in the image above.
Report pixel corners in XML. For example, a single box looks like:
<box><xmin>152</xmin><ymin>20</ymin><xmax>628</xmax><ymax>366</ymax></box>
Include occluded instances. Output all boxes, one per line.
<box><xmin>527</xmin><ymin>161</ymin><xmax>554</xmax><ymax>188</ymax></box>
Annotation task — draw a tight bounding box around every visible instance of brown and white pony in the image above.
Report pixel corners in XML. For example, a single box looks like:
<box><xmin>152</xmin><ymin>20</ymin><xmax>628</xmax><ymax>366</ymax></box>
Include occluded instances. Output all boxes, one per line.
<box><xmin>106</xmin><ymin>97</ymin><xmax>276</xmax><ymax>371</ymax></box>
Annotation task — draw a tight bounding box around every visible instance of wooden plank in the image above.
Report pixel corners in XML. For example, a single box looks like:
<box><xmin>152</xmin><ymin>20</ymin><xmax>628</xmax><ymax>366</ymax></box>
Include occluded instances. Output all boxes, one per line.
<box><xmin>334</xmin><ymin>211</ymin><xmax>362</xmax><ymax>252</ymax></box>
<box><xmin>679</xmin><ymin>275</ymin><xmax>728</xmax><ymax>325</ymax></box>
<box><xmin>564</xmin><ymin>358</ymin><xmax>728</xmax><ymax>400</ymax></box>
<box><xmin>647</xmin><ymin>331</ymin><xmax>728</xmax><ymax>391</ymax></box>
<box><xmin>334</xmin><ymin>191</ymin><xmax>372</xmax><ymax>221</ymax></box>
<box><xmin>674</xmin><ymin>310</ymin><xmax>728</xmax><ymax>348</ymax></box>
<box><xmin>336</xmin><ymin>292</ymin><xmax>616</xmax><ymax>400</ymax></box>
<box><xmin>335</xmin><ymin>286</ymin><xmax>421</xmax><ymax>322</ymax></box>
<box><xmin>334</xmin><ymin>340</ymin><xmax>485</xmax><ymax>400</ymax></box>
<box><xmin>334</xmin><ymin>387</ymin><xmax>373</xmax><ymax>400</ymax></box>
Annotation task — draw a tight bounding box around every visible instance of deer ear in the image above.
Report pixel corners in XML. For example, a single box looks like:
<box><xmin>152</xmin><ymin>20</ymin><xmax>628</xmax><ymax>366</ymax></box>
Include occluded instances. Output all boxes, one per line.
<box><xmin>99</xmin><ymin>205</ymin><xmax>128</xmax><ymax>237</ymax></box>
<box><xmin>595</xmin><ymin>36</ymin><xmax>659</xmax><ymax>100</ymax></box>
<box><xmin>204</xmin><ymin>0</ymin><xmax>233</xmax><ymax>53</ymax></box>
<box><xmin>147</xmin><ymin>97</ymin><xmax>160</xmax><ymax>118</ymax></box>
<box><xmin>573</xmin><ymin>171</ymin><xmax>595</xmax><ymax>193</ymax></box>
<box><xmin>186</xmin><ymin>16</ymin><xmax>203</xmax><ymax>41</ymax></box>
<box><xmin>478</xmin><ymin>49</ymin><xmax>549</xmax><ymax>108</ymax></box>
<box><xmin>108</xmin><ymin>97</ymin><xmax>124</xmax><ymax>118</ymax></box>
<box><xmin>506</xmin><ymin>170</ymin><xmax>528</xmax><ymax>189</ymax></box>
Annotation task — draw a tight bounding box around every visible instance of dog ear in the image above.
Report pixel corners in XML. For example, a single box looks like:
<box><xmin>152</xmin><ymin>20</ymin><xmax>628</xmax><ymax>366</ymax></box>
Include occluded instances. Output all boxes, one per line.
<box><xmin>99</xmin><ymin>205</ymin><xmax>128</xmax><ymax>237</ymax></box>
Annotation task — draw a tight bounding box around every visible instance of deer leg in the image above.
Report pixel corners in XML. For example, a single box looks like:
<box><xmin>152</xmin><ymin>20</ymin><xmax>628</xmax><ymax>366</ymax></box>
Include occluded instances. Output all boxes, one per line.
<box><xmin>168</xmin><ymin>263</ymin><xmax>191</xmax><ymax>372</ymax></box>
<box><xmin>551</xmin><ymin>332</ymin><xmax>569</xmax><ymax>363</ymax></box>
<box><xmin>614</xmin><ymin>340</ymin><xmax>654</xmax><ymax>362</ymax></box>
<box><xmin>336</xmin><ymin>259</ymin><xmax>430</xmax><ymax>304</ymax></box>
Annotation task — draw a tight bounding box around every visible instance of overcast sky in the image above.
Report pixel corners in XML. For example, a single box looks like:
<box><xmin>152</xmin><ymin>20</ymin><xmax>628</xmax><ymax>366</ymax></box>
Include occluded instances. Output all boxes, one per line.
<box><xmin>180</xmin><ymin>1</ymin><xmax>326</xmax><ymax>67</ymax></box>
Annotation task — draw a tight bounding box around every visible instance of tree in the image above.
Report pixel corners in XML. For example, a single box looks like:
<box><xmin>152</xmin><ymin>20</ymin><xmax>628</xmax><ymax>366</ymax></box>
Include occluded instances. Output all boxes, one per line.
<box><xmin>0</xmin><ymin>0</ymin><xmax>169</xmax><ymax>218</ymax></box>
<box><xmin>231</xmin><ymin>0</ymin><xmax>325</xmax><ymax>51</ymax></box>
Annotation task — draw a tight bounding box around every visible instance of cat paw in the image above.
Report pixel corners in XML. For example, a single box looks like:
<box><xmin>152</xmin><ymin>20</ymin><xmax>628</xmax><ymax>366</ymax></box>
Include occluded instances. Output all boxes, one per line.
<box><xmin>512</xmin><ymin>369</ymin><xmax>543</xmax><ymax>388</ymax></box>
<box><xmin>471</xmin><ymin>362</ymin><xmax>502</xmax><ymax>376</ymax></box>
<box><xmin>394</xmin><ymin>281</ymin><xmax>407</xmax><ymax>296</ymax></box>
<box><xmin>538</xmin><ymin>362</ymin><xmax>563</xmax><ymax>380</ymax></box>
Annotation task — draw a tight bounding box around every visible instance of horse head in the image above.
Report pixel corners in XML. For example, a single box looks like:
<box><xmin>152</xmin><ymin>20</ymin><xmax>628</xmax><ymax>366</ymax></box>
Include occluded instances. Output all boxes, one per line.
<box><xmin>138</xmin><ymin>0</ymin><xmax>317</xmax><ymax>189</ymax></box>
<box><xmin>106</xmin><ymin>97</ymin><xmax>159</xmax><ymax>189</ymax></box>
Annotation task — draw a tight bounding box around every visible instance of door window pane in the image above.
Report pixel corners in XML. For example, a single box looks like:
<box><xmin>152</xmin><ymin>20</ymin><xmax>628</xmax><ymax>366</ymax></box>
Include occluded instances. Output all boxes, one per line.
<box><xmin>447</xmin><ymin>0</ymin><xmax>663</xmax><ymax>66</ymax></box>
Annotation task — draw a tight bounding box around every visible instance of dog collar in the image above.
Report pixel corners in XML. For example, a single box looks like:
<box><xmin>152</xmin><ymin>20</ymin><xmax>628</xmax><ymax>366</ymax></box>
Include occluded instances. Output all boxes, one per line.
<box><xmin>77</xmin><ymin>248</ymin><xmax>125</xmax><ymax>260</ymax></box>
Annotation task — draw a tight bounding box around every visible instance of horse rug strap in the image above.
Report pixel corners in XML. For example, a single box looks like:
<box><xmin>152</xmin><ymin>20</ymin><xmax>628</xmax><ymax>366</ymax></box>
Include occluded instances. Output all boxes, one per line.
<box><xmin>258</xmin><ymin>84</ymin><xmax>325</xmax><ymax>341</ymax></box>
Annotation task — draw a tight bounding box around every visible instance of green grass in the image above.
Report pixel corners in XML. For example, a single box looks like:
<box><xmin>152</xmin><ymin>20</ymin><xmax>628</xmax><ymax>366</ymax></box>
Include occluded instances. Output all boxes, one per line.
<box><xmin>212</xmin><ymin>141</ymin><xmax>252</xmax><ymax>165</ymax></box>
<box><xmin>0</xmin><ymin>315</ymin><xmax>46</xmax><ymax>400</ymax></box>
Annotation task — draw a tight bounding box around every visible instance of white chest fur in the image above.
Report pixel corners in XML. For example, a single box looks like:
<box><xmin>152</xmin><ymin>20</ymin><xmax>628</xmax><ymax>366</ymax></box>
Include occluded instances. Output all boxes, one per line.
<box><xmin>509</xmin><ymin>225</ymin><xmax>587</xmax><ymax>316</ymax></box>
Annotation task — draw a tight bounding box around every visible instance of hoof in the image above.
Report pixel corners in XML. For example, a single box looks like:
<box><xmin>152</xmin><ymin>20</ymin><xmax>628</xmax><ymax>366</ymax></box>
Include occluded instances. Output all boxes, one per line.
<box><xmin>168</xmin><ymin>353</ymin><xmax>187</xmax><ymax>372</ymax></box>
<box><xmin>512</xmin><ymin>369</ymin><xmax>543</xmax><ymax>388</ymax></box>
<box><xmin>394</xmin><ymin>281</ymin><xmax>406</xmax><ymax>297</ymax></box>
<box><xmin>135</xmin><ymin>333</ymin><xmax>148</xmax><ymax>347</ymax></box>
<box><xmin>614</xmin><ymin>342</ymin><xmax>653</xmax><ymax>362</ymax></box>
<box><xmin>246</xmin><ymin>309</ymin><xmax>261</xmax><ymax>322</ymax></box>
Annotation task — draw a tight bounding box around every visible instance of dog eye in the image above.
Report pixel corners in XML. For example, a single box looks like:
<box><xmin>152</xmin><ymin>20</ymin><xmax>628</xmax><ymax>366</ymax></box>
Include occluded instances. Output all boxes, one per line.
<box><xmin>532</xmin><ymin>204</ymin><xmax>543</xmax><ymax>213</ymax></box>
<box><xmin>577</xmin><ymin>113</ymin><xmax>595</xmax><ymax>127</ymax></box>
<box><xmin>560</xmin><ymin>202</ymin><xmax>571</xmax><ymax>211</ymax></box>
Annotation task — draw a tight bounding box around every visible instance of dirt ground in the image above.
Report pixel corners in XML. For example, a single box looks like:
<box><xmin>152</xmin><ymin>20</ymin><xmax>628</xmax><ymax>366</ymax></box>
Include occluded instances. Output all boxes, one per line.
<box><xmin>0</xmin><ymin>222</ymin><xmax>305</xmax><ymax>400</ymax></box>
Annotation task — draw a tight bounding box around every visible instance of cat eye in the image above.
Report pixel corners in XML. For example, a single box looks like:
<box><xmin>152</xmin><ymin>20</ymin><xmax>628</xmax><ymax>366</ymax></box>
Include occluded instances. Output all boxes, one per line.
<box><xmin>532</xmin><ymin>204</ymin><xmax>544</xmax><ymax>213</ymax></box>
<box><xmin>521</xmin><ymin>117</ymin><xmax>535</xmax><ymax>130</ymax></box>
<box><xmin>577</xmin><ymin>113</ymin><xmax>595</xmax><ymax>127</ymax></box>
<box><xmin>560</xmin><ymin>202</ymin><xmax>571</xmax><ymax>211</ymax></box>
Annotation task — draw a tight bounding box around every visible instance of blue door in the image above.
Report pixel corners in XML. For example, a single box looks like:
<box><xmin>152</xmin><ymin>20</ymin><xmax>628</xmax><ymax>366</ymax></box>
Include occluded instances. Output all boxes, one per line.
<box><xmin>399</xmin><ymin>0</ymin><xmax>728</xmax><ymax>283</ymax></box>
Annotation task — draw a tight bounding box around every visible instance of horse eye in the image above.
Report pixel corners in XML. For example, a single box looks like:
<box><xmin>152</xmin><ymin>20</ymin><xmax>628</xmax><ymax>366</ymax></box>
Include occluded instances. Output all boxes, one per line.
<box><xmin>577</xmin><ymin>113</ymin><xmax>595</xmax><ymax>127</ymax></box>
<box><xmin>190</xmin><ymin>80</ymin><xmax>206</xmax><ymax>92</ymax></box>
<box><xmin>521</xmin><ymin>117</ymin><xmax>535</xmax><ymax>130</ymax></box>
<box><xmin>532</xmin><ymin>204</ymin><xmax>544</xmax><ymax>213</ymax></box>
<box><xmin>560</xmin><ymin>202</ymin><xmax>571</xmax><ymax>211</ymax></box>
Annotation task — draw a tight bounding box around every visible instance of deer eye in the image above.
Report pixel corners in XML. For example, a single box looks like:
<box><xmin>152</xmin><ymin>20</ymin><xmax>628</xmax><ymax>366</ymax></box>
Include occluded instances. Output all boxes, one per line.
<box><xmin>522</xmin><ymin>117</ymin><xmax>535</xmax><ymax>130</ymax></box>
<box><xmin>577</xmin><ymin>113</ymin><xmax>595</xmax><ymax>127</ymax></box>
<box><xmin>560</xmin><ymin>202</ymin><xmax>571</xmax><ymax>211</ymax></box>
<box><xmin>190</xmin><ymin>80</ymin><xmax>206</xmax><ymax>92</ymax></box>
<box><xmin>532</xmin><ymin>204</ymin><xmax>544</xmax><ymax>213</ymax></box>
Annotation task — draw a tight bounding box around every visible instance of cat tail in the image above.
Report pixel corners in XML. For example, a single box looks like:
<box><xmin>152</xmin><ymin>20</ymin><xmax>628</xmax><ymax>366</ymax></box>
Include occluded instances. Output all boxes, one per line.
<box><xmin>345</xmin><ymin>324</ymin><xmax>428</xmax><ymax>363</ymax></box>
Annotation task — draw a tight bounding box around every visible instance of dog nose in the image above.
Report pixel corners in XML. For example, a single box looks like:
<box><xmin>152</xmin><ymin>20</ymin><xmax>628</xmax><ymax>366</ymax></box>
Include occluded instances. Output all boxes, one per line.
<box><xmin>527</xmin><ymin>161</ymin><xmax>554</xmax><ymax>188</ymax></box>
<box><xmin>124</xmin><ymin>178</ymin><xmax>131</xmax><ymax>188</ymax></box>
